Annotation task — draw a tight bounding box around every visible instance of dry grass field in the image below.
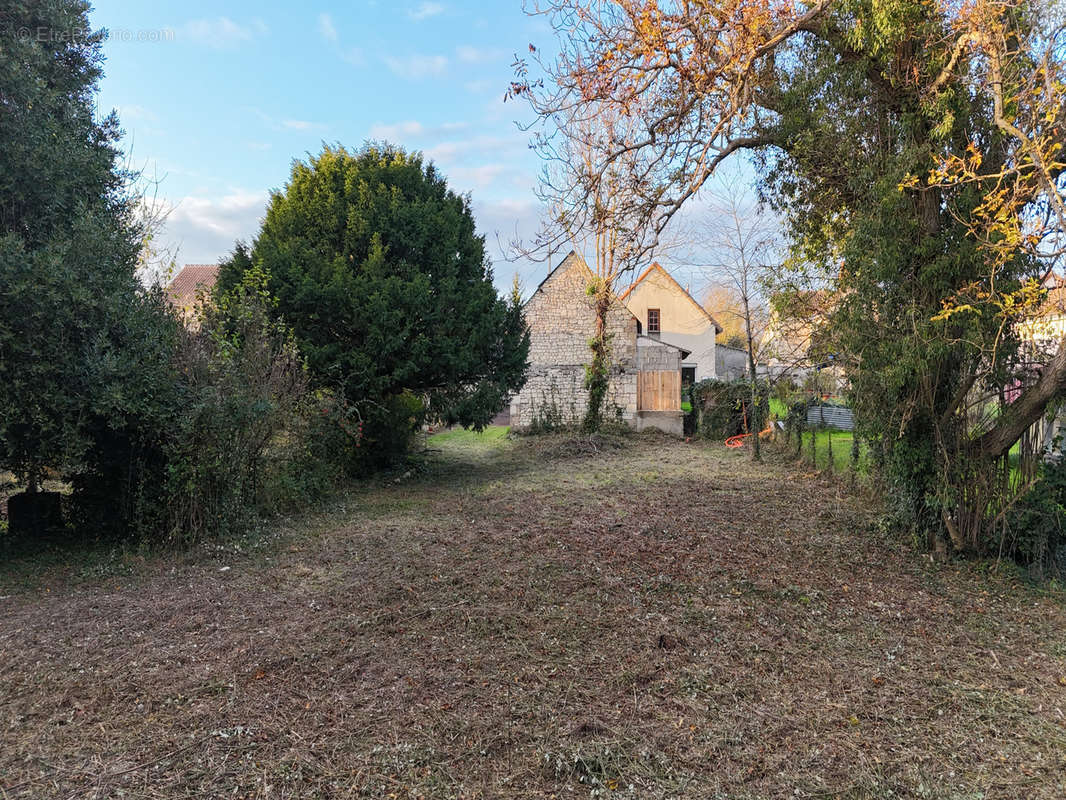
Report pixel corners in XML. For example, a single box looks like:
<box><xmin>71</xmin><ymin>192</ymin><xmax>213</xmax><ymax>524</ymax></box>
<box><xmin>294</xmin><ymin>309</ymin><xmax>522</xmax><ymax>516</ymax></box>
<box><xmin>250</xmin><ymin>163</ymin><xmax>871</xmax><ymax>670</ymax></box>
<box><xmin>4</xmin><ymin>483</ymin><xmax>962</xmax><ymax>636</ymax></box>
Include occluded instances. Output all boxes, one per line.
<box><xmin>1</xmin><ymin>431</ymin><xmax>1064</xmax><ymax>798</ymax></box>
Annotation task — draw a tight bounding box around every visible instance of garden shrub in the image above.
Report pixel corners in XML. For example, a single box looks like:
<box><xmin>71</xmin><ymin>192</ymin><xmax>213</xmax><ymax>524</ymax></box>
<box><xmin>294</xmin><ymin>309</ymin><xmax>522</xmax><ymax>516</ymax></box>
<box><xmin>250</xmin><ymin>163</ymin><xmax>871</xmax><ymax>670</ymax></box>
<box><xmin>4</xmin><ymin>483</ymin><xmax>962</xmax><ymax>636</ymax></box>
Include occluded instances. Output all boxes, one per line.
<box><xmin>691</xmin><ymin>379</ymin><xmax>769</xmax><ymax>440</ymax></box>
<box><xmin>1004</xmin><ymin>460</ymin><xmax>1066</xmax><ymax>580</ymax></box>
<box><xmin>72</xmin><ymin>268</ymin><xmax>314</xmax><ymax>545</ymax></box>
<box><xmin>161</xmin><ymin>269</ymin><xmax>308</xmax><ymax>544</ymax></box>
<box><xmin>257</xmin><ymin>391</ymin><xmax>354</xmax><ymax>514</ymax></box>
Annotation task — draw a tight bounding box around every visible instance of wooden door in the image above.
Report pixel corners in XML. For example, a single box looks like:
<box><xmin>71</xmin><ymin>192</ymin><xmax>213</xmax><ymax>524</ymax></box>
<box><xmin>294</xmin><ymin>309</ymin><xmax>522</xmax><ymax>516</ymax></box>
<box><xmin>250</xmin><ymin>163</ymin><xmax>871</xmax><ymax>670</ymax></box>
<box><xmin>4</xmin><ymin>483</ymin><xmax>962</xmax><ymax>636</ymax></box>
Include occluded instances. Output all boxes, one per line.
<box><xmin>637</xmin><ymin>371</ymin><xmax>681</xmax><ymax>411</ymax></box>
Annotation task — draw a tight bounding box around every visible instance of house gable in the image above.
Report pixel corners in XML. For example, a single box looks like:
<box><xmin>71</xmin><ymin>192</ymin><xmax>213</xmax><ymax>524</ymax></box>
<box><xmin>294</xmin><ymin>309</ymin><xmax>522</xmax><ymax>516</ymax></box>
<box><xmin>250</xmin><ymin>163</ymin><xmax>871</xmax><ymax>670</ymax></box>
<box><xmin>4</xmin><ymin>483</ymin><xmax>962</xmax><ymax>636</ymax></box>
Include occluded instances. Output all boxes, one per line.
<box><xmin>167</xmin><ymin>264</ymin><xmax>220</xmax><ymax>317</ymax></box>
<box><xmin>509</xmin><ymin>251</ymin><xmax>641</xmax><ymax>429</ymax></box>
<box><xmin>523</xmin><ymin>251</ymin><xmax>638</xmax><ymax>369</ymax></box>
<box><xmin>619</xmin><ymin>263</ymin><xmax>723</xmax><ymax>335</ymax></box>
<box><xmin>619</xmin><ymin>262</ymin><xmax>719</xmax><ymax>381</ymax></box>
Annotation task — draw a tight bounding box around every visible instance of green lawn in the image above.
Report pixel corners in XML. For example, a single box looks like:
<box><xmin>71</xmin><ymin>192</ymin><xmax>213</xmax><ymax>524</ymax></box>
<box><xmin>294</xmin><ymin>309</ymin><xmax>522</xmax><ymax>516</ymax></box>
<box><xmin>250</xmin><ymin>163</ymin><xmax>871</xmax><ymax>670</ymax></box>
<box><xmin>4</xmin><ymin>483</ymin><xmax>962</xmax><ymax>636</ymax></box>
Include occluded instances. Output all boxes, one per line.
<box><xmin>426</xmin><ymin>425</ymin><xmax>510</xmax><ymax>446</ymax></box>
<box><xmin>791</xmin><ymin>427</ymin><xmax>869</xmax><ymax>474</ymax></box>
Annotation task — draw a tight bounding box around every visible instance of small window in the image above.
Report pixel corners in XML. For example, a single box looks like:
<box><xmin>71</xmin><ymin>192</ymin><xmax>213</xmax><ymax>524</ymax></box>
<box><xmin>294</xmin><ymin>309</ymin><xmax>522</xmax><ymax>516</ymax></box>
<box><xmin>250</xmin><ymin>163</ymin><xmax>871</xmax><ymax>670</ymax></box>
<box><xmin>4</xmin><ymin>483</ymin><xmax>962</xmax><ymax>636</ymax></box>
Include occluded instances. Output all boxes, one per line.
<box><xmin>647</xmin><ymin>308</ymin><xmax>661</xmax><ymax>334</ymax></box>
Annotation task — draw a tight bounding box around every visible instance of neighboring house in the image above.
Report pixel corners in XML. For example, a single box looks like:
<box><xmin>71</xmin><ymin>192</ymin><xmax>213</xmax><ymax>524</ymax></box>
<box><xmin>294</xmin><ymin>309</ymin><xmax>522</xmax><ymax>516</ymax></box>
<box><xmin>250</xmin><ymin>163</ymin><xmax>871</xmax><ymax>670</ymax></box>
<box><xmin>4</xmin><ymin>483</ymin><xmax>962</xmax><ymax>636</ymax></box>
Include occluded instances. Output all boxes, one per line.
<box><xmin>1015</xmin><ymin>273</ymin><xmax>1066</xmax><ymax>457</ymax></box>
<box><xmin>509</xmin><ymin>252</ymin><xmax>687</xmax><ymax>435</ymax></box>
<box><xmin>716</xmin><ymin>343</ymin><xmax>750</xmax><ymax>381</ymax></box>
<box><xmin>619</xmin><ymin>263</ymin><xmax>722</xmax><ymax>384</ymax></box>
<box><xmin>1020</xmin><ymin>272</ymin><xmax>1066</xmax><ymax>345</ymax></box>
<box><xmin>762</xmin><ymin>288</ymin><xmax>837</xmax><ymax>375</ymax></box>
<box><xmin>166</xmin><ymin>264</ymin><xmax>220</xmax><ymax>319</ymax></box>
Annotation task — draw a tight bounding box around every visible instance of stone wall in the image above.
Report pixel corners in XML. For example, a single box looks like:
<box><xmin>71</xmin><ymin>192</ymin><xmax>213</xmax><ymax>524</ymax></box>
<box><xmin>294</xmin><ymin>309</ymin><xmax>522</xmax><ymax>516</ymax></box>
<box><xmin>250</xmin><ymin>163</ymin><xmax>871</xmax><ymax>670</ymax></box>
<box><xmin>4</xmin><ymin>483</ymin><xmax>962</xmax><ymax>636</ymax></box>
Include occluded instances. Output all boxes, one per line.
<box><xmin>636</xmin><ymin>336</ymin><xmax>683</xmax><ymax>372</ymax></box>
<box><xmin>510</xmin><ymin>253</ymin><xmax>638</xmax><ymax>428</ymax></box>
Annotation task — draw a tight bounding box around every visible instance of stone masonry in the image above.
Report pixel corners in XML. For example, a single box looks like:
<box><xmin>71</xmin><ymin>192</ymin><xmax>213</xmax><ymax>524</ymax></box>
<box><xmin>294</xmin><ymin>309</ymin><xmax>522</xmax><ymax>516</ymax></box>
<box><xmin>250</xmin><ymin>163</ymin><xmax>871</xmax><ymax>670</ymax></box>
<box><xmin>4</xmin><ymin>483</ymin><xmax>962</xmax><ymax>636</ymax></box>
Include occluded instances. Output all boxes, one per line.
<box><xmin>510</xmin><ymin>253</ymin><xmax>638</xmax><ymax>428</ymax></box>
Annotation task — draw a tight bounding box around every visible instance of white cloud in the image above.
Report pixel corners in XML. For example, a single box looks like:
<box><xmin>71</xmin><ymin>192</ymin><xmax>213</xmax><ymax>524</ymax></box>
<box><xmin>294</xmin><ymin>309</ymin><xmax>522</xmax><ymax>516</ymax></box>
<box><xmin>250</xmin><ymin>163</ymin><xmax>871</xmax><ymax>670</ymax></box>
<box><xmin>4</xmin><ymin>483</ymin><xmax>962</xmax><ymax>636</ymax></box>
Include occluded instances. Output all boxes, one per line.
<box><xmin>455</xmin><ymin>45</ymin><xmax>504</xmax><ymax>64</ymax></box>
<box><xmin>246</xmin><ymin>107</ymin><xmax>326</xmax><ymax>133</ymax></box>
<box><xmin>317</xmin><ymin>13</ymin><xmax>364</xmax><ymax>66</ymax></box>
<box><xmin>318</xmin><ymin>12</ymin><xmax>338</xmax><ymax>43</ymax></box>
<box><xmin>178</xmin><ymin>16</ymin><xmax>267</xmax><ymax>48</ymax></box>
<box><xmin>384</xmin><ymin>53</ymin><xmax>449</xmax><ymax>79</ymax></box>
<box><xmin>463</xmin><ymin>79</ymin><xmax>494</xmax><ymax>95</ymax></box>
<box><xmin>367</xmin><ymin>119</ymin><xmax>468</xmax><ymax>141</ymax></box>
<box><xmin>423</xmin><ymin>135</ymin><xmax>517</xmax><ymax>165</ymax></box>
<box><xmin>407</xmin><ymin>2</ymin><xmax>445</xmax><ymax>21</ymax></box>
<box><xmin>368</xmin><ymin>120</ymin><xmax>426</xmax><ymax>139</ymax></box>
<box><xmin>162</xmin><ymin>190</ymin><xmax>269</xmax><ymax>264</ymax></box>
<box><xmin>339</xmin><ymin>47</ymin><xmax>365</xmax><ymax>66</ymax></box>
<box><xmin>448</xmin><ymin>164</ymin><xmax>507</xmax><ymax>191</ymax></box>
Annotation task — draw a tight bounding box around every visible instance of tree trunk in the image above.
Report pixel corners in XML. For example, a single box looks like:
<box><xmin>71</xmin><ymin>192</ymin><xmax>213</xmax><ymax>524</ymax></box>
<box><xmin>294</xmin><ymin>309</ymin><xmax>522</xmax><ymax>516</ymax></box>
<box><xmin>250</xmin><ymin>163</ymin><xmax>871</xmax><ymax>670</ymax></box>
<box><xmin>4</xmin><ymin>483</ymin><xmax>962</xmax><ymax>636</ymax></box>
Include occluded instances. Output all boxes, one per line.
<box><xmin>583</xmin><ymin>284</ymin><xmax>612</xmax><ymax>432</ymax></box>
<box><xmin>977</xmin><ymin>338</ymin><xmax>1066</xmax><ymax>459</ymax></box>
<box><xmin>743</xmin><ymin>292</ymin><xmax>761</xmax><ymax>461</ymax></box>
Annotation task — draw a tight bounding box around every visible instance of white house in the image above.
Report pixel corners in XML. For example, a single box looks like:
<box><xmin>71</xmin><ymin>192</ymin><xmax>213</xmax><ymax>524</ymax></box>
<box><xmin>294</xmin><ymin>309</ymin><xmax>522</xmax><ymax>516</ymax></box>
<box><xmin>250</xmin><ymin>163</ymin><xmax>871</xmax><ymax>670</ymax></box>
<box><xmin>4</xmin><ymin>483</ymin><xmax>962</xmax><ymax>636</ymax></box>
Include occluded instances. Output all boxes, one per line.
<box><xmin>619</xmin><ymin>263</ymin><xmax>722</xmax><ymax>383</ymax></box>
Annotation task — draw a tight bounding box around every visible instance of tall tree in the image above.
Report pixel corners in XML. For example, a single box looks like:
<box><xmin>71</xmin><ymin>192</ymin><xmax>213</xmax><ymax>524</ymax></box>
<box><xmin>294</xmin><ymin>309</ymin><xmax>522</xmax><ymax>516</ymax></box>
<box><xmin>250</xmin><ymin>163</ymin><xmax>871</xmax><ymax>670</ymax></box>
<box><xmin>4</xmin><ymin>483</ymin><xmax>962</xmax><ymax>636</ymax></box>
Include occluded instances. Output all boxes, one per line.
<box><xmin>700</xmin><ymin>178</ymin><xmax>778</xmax><ymax>459</ymax></box>
<box><xmin>0</xmin><ymin>1</ymin><xmax>175</xmax><ymax>496</ymax></box>
<box><xmin>513</xmin><ymin>0</ymin><xmax>1065</xmax><ymax>551</ymax></box>
<box><xmin>217</xmin><ymin>144</ymin><xmax>529</xmax><ymax>459</ymax></box>
<box><xmin>522</xmin><ymin>109</ymin><xmax>661</xmax><ymax>430</ymax></box>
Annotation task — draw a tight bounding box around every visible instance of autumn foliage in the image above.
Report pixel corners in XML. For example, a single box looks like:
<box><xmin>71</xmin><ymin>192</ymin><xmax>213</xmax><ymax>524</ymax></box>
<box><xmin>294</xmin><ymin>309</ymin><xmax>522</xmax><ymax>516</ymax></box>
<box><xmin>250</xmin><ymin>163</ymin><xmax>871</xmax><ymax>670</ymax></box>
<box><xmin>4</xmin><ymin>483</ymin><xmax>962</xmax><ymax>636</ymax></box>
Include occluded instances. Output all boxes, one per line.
<box><xmin>515</xmin><ymin>0</ymin><xmax>1065</xmax><ymax>556</ymax></box>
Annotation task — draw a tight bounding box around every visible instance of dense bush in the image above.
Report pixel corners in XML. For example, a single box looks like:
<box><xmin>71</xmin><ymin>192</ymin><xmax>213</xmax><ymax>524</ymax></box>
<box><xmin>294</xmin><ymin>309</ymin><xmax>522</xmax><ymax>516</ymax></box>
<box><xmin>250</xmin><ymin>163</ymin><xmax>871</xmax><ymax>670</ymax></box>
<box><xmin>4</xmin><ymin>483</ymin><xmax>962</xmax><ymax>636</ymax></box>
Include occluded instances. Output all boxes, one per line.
<box><xmin>1004</xmin><ymin>461</ymin><xmax>1066</xmax><ymax>580</ymax></box>
<box><xmin>161</xmin><ymin>269</ymin><xmax>309</xmax><ymax>543</ymax></box>
<box><xmin>68</xmin><ymin>268</ymin><xmax>318</xmax><ymax>544</ymax></box>
<box><xmin>216</xmin><ymin>143</ymin><xmax>529</xmax><ymax>468</ymax></box>
<box><xmin>691</xmin><ymin>379</ymin><xmax>769</xmax><ymax>440</ymax></box>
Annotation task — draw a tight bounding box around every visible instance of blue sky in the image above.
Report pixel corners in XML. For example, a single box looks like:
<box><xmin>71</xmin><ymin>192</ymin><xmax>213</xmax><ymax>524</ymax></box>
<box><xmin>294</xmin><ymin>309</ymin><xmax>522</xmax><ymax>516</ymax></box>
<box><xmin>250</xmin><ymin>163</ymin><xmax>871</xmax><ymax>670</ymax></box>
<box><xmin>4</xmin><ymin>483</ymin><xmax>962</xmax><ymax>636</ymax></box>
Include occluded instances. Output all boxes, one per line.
<box><xmin>89</xmin><ymin>0</ymin><xmax>740</xmax><ymax>298</ymax></box>
<box><xmin>89</xmin><ymin>0</ymin><xmax>556</xmax><ymax>292</ymax></box>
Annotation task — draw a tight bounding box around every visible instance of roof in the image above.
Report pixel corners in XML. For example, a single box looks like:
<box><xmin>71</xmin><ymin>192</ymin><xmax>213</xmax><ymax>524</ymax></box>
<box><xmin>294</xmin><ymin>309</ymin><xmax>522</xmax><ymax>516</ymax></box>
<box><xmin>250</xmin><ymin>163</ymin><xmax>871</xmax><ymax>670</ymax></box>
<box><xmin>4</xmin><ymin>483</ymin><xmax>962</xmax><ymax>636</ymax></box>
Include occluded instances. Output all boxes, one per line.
<box><xmin>716</xmin><ymin>343</ymin><xmax>750</xmax><ymax>355</ymax></box>
<box><xmin>618</xmin><ymin>262</ymin><xmax>724</xmax><ymax>334</ymax></box>
<box><xmin>167</xmin><ymin>264</ymin><xmax>220</xmax><ymax>309</ymax></box>
<box><xmin>637</xmin><ymin>334</ymin><xmax>691</xmax><ymax>360</ymax></box>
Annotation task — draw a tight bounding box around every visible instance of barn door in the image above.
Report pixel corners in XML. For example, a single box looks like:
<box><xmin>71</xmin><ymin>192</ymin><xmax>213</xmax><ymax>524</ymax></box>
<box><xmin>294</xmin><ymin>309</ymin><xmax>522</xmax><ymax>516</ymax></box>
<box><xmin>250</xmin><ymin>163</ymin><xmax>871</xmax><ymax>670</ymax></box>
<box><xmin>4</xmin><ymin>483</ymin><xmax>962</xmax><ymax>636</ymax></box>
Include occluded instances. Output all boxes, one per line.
<box><xmin>637</xmin><ymin>371</ymin><xmax>681</xmax><ymax>411</ymax></box>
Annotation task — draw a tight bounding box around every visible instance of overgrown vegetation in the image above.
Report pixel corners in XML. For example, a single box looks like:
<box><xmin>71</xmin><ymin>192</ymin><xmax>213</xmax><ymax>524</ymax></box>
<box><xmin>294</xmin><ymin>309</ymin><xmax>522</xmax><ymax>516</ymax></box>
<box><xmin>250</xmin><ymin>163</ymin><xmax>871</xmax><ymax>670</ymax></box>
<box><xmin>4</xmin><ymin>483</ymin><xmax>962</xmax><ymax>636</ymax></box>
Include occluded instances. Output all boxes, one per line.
<box><xmin>1004</xmin><ymin>458</ymin><xmax>1066</xmax><ymax>580</ymax></box>
<box><xmin>690</xmin><ymin>379</ymin><xmax>770</xmax><ymax>441</ymax></box>
<box><xmin>511</xmin><ymin>0</ymin><xmax>1066</xmax><ymax>569</ymax></box>
<box><xmin>216</xmin><ymin>143</ymin><xmax>529</xmax><ymax>466</ymax></box>
<box><xmin>0</xmin><ymin>8</ymin><xmax>527</xmax><ymax>549</ymax></box>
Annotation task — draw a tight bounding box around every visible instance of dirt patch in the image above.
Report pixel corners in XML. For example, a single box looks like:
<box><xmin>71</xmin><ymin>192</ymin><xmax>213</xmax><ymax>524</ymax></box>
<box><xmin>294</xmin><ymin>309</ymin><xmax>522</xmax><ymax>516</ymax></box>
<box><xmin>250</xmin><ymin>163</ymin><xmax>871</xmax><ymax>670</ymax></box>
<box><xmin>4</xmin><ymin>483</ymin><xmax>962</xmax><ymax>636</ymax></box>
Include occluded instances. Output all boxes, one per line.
<box><xmin>1</xmin><ymin>437</ymin><xmax>1064</xmax><ymax>798</ymax></box>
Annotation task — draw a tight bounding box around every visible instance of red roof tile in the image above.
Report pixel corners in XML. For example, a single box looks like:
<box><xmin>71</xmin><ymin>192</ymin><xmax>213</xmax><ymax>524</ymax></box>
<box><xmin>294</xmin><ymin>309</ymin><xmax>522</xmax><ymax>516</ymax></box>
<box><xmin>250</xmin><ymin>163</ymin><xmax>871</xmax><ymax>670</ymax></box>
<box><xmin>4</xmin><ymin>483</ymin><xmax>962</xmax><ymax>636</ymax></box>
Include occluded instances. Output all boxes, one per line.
<box><xmin>167</xmin><ymin>264</ymin><xmax>219</xmax><ymax>310</ymax></box>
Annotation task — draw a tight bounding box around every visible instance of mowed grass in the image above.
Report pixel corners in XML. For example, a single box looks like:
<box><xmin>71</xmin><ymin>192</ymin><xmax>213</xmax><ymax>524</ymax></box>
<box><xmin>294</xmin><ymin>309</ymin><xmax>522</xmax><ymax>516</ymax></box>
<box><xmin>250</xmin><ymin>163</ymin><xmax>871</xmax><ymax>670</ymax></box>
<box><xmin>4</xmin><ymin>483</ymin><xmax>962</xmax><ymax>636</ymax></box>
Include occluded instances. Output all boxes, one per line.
<box><xmin>1</xmin><ymin>434</ymin><xmax>1065</xmax><ymax>798</ymax></box>
<box><xmin>790</xmin><ymin>427</ymin><xmax>870</xmax><ymax>474</ymax></box>
<box><xmin>427</xmin><ymin>424</ymin><xmax>511</xmax><ymax>448</ymax></box>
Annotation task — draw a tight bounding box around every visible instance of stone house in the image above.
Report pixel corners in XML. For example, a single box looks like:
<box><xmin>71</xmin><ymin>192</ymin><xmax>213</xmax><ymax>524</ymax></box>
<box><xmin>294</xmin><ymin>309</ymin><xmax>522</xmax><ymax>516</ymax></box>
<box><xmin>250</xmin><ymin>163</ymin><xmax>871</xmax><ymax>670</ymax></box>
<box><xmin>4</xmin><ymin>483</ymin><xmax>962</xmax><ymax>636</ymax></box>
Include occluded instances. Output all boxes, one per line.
<box><xmin>509</xmin><ymin>252</ymin><xmax>687</xmax><ymax>435</ymax></box>
<box><xmin>618</xmin><ymin>262</ymin><xmax>722</xmax><ymax>384</ymax></box>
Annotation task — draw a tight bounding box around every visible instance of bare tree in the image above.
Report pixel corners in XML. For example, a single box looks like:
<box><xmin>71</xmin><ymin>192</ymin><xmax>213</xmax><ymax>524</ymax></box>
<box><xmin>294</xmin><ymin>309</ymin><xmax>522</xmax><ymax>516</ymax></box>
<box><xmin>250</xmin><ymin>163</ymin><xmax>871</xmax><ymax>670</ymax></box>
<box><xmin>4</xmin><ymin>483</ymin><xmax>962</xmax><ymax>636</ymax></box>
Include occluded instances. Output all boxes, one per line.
<box><xmin>121</xmin><ymin>150</ymin><xmax>179</xmax><ymax>287</ymax></box>
<box><xmin>697</xmin><ymin>177</ymin><xmax>778</xmax><ymax>458</ymax></box>
<box><xmin>515</xmin><ymin>105</ymin><xmax>667</xmax><ymax>430</ymax></box>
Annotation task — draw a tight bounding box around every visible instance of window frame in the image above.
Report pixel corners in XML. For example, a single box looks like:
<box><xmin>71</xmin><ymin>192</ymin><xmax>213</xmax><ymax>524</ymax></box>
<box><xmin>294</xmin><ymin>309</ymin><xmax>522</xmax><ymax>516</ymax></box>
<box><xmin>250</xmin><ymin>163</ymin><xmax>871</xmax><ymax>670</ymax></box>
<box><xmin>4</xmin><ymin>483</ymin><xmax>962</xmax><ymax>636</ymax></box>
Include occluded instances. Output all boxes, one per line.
<box><xmin>647</xmin><ymin>308</ymin><xmax>661</xmax><ymax>334</ymax></box>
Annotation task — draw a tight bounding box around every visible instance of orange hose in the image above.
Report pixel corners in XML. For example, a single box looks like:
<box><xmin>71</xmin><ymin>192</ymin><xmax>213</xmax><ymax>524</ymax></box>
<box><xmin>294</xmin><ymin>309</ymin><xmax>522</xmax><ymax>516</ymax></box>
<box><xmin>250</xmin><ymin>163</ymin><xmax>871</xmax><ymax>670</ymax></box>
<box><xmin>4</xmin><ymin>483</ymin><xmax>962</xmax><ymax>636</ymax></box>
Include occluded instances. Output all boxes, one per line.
<box><xmin>725</xmin><ymin>427</ymin><xmax>772</xmax><ymax>448</ymax></box>
<box><xmin>723</xmin><ymin>402</ymin><xmax>770</xmax><ymax>448</ymax></box>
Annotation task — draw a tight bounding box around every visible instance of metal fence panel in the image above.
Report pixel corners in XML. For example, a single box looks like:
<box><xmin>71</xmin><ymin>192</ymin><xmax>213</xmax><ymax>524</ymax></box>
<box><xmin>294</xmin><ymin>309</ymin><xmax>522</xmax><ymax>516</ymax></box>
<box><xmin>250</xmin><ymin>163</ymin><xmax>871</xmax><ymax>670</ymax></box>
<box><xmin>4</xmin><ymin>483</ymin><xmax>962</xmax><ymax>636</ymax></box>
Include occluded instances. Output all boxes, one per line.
<box><xmin>806</xmin><ymin>405</ymin><xmax>854</xmax><ymax>431</ymax></box>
